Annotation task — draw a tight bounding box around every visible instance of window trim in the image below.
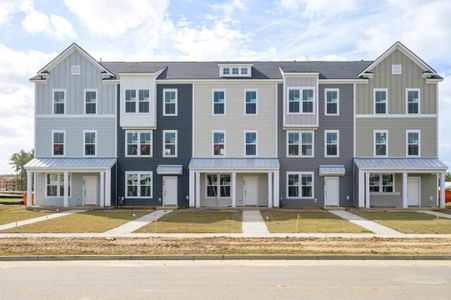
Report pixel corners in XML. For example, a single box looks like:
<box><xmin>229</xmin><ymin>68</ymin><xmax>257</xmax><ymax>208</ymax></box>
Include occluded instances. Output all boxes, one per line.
<box><xmin>286</xmin><ymin>171</ymin><xmax>315</xmax><ymax>199</ymax></box>
<box><xmin>83</xmin><ymin>130</ymin><xmax>97</xmax><ymax>157</ymax></box>
<box><xmin>373</xmin><ymin>88</ymin><xmax>388</xmax><ymax>115</ymax></box>
<box><xmin>286</xmin><ymin>130</ymin><xmax>315</xmax><ymax>158</ymax></box>
<box><xmin>244</xmin><ymin>130</ymin><xmax>258</xmax><ymax>157</ymax></box>
<box><xmin>138</xmin><ymin>89</ymin><xmax>150</xmax><ymax>113</ymax></box>
<box><xmin>83</xmin><ymin>88</ymin><xmax>97</xmax><ymax>115</ymax></box>
<box><xmin>244</xmin><ymin>89</ymin><xmax>258</xmax><ymax>115</ymax></box>
<box><xmin>287</xmin><ymin>87</ymin><xmax>316</xmax><ymax>114</ymax></box>
<box><xmin>373</xmin><ymin>130</ymin><xmax>389</xmax><ymax>157</ymax></box>
<box><xmin>162</xmin><ymin>130</ymin><xmax>178</xmax><ymax>158</ymax></box>
<box><xmin>369</xmin><ymin>173</ymin><xmax>395</xmax><ymax>194</ymax></box>
<box><xmin>51</xmin><ymin>130</ymin><xmax>66</xmax><ymax>157</ymax></box>
<box><xmin>212</xmin><ymin>130</ymin><xmax>226</xmax><ymax>157</ymax></box>
<box><xmin>205</xmin><ymin>173</ymin><xmax>231</xmax><ymax>198</ymax></box>
<box><xmin>324</xmin><ymin>88</ymin><xmax>340</xmax><ymax>116</ymax></box>
<box><xmin>212</xmin><ymin>89</ymin><xmax>226</xmax><ymax>116</ymax></box>
<box><xmin>406</xmin><ymin>129</ymin><xmax>421</xmax><ymax>157</ymax></box>
<box><xmin>406</xmin><ymin>88</ymin><xmax>421</xmax><ymax>114</ymax></box>
<box><xmin>324</xmin><ymin>130</ymin><xmax>339</xmax><ymax>158</ymax></box>
<box><xmin>52</xmin><ymin>89</ymin><xmax>66</xmax><ymax>115</ymax></box>
<box><xmin>124</xmin><ymin>89</ymin><xmax>137</xmax><ymax>113</ymax></box>
<box><xmin>163</xmin><ymin>88</ymin><xmax>178</xmax><ymax>116</ymax></box>
<box><xmin>45</xmin><ymin>172</ymin><xmax>72</xmax><ymax>198</ymax></box>
<box><xmin>125</xmin><ymin>130</ymin><xmax>153</xmax><ymax>157</ymax></box>
<box><xmin>124</xmin><ymin>171</ymin><xmax>153</xmax><ymax>199</ymax></box>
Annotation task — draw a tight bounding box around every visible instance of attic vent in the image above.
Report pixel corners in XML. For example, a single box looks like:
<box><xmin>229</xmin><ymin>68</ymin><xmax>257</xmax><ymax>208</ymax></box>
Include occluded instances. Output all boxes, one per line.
<box><xmin>392</xmin><ymin>64</ymin><xmax>402</xmax><ymax>75</ymax></box>
<box><xmin>71</xmin><ymin>65</ymin><xmax>81</xmax><ymax>75</ymax></box>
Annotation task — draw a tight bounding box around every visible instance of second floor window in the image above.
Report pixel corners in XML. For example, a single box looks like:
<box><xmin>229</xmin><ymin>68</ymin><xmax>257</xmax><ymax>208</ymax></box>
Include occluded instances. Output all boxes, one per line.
<box><xmin>163</xmin><ymin>89</ymin><xmax>177</xmax><ymax>116</ymax></box>
<box><xmin>325</xmin><ymin>89</ymin><xmax>339</xmax><ymax>115</ymax></box>
<box><xmin>287</xmin><ymin>131</ymin><xmax>313</xmax><ymax>157</ymax></box>
<box><xmin>245</xmin><ymin>90</ymin><xmax>257</xmax><ymax>114</ymax></box>
<box><xmin>85</xmin><ymin>90</ymin><xmax>97</xmax><ymax>114</ymax></box>
<box><xmin>374</xmin><ymin>130</ymin><xmax>388</xmax><ymax>156</ymax></box>
<box><xmin>213</xmin><ymin>131</ymin><xmax>225</xmax><ymax>156</ymax></box>
<box><xmin>407</xmin><ymin>89</ymin><xmax>420</xmax><ymax>114</ymax></box>
<box><xmin>407</xmin><ymin>131</ymin><xmax>420</xmax><ymax>157</ymax></box>
<box><xmin>213</xmin><ymin>90</ymin><xmax>225</xmax><ymax>115</ymax></box>
<box><xmin>84</xmin><ymin>131</ymin><xmax>96</xmax><ymax>156</ymax></box>
<box><xmin>138</xmin><ymin>90</ymin><xmax>150</xmax><ymax>113</ymax></box>
<box><xmin>245</xmin><ymin>131</ymin><xmax>257</xmax><ymax>156</ymax></box>
<box><xmin>325</xmin><ymin>130</ymin><xmax>339</xmax><ymax>157</ymax></box>
<box><xmin>126</xmin><ymin>131</ymin><xmax>152</xmax><ymax>156</ymax></box>
<box><xmin>125</xmin><ymin>90</ymin><xmax>136</xmax><ymax>113</ymax></box>
<box><xmin>53</xmin><ymin>131</ymin><xmax>65</xmax><ymax>156</ymax></box>
<box><xmin>53</xmin><ymin>90</ymin><xmax>65</xmax><ymax>114</ymax></box>
<box><xmin>374</xmin><ymin>89</ymin><xmax>387</xmax><ymax>114</ymax></box>
<box><xmin>163</xmin><ymin>130</ymin><xmax>177</xmax><ymax>157</ymax></box>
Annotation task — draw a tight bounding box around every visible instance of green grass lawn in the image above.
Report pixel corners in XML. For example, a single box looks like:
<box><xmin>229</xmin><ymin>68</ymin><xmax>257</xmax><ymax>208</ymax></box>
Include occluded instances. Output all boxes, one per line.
<box><xmin>354</xmin><ymin>211</ymin><xmax>451</xmax><ymax>234</ymax></box>
<box><xmin>0</xmin><ymin>198</ymin><xmax>23</xmax><ymax>203</ymax></box>
<box><xmin>260</xmin><ymin>209</ymin><xmax>369</xmax><ymax>233</ymax></box>
<box><xmin>0</xmin><ymin>205</ymin><xmax>52</xmax><ymax>225</ymax></box>
<box><xmin>135</xmin><ymin>209</ymin><xmax>242</xmax><ymax>233</ymax></box>
<box><xmin>2</xmin><ymin>209</ymin><xmax>151</xmax><ymax>233</ymax></box>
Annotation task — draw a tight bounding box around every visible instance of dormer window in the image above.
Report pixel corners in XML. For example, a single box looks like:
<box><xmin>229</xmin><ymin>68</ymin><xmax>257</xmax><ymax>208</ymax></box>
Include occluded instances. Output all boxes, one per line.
<box><xmin>223</xmin><ymin>68</ymin><xmax>230</xmax><ymax>75</ymax></box>
<box><xmin>241</xmin><ymin>68</ymin><xmax>248</xmax><ymax>75</ymax></box>
<box><xmin>219</xmin><ymin>64</ymin><xmax>252</xmax><ymax>77</ymax></box>
<box><xmin>232</xmin><ymin>68</ymin><xmax>239</xmax><ymax>75</ymax></box>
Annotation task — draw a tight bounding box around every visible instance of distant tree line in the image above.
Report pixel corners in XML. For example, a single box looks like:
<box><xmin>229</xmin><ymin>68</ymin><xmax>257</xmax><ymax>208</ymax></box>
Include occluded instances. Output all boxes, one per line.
<box><xmin>9</xmin><ymin>149</ymin><xmax>34</xmax><ymax>191</ymax></box>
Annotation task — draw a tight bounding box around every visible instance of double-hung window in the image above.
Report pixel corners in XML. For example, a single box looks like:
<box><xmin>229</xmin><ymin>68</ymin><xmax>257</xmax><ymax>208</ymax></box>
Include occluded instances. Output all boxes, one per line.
<box><xmin>369</xmin><ymin>174</ymin><xmax>394</xmax><ymax>193</ymax></box>
<box><xmin>325</xmin><ymin>89</ymin><xmax>339</xmax><ymax>115</ymax></box>
<box><xmin>374</xmin><ymin>89</ymin><xmax>388</xmax><ymax>114</ymax></box>
<box><xmin>213</xmin><ymin>90</ymin><xmax>225</xmax><ymax>115</ymax></box>
<box><xmin>287</xmin><ymin>172</ymin><xmax>314</xmax><ymax>198</ymax></box>
<box><xmin>163</xmin><ymin>130</ymin><xmax>177</xmax><ymax>157</ymax></box>
<box><xmin>163</xmin><ymin>89</ymin><xmax>177</xmax><ymax>116</ymax></box>
<box><xmin>85</xmin><ymin>90</ymin><xmax>97</xmax><ymax>114</ymax></box>
<box><xmin>325</xmin><ymin>130</ymin><xmax>339</xmax><ymax>157</ymax></box>
<box><xmin>46</xmin><ymin>173</ymin><xmax>71</xmax><ymax>197</ymax></box>
<box><xmin>138</xmin><ymin>89</ymin><xmax>150</xmax><ymax>113</ymax></box>
<box><xmin>302</xmin><ymin>89</ymin><xmax>314</xmax><ymax>113</ymax></box>
<box><xmin>406</xmin><ymin>89</ymin><xmax>420</xmax><ymax>114</ymax></box>
<box><xmin>52</xmin><ymin>131</ymin><xmax>65</xmax><ymax>156</ymax></box>
<box><xmin>206</xmin><ymin>174</ymin><xmax>231</xmax><ymax>198</ymax></box>
<box><xmin>406</xmin><ymin>130</ymin><xmax>420</xmax><ymax>157</ymax></box>
<box><xmin>212</xmin><ymin>131</ymin><xmax>225</xmax><ymax>156</ymax></box>
<box><xmin>126</xmin><ymin>172</ymin><xmax>152</xmax><ymax>198</ymax></box>
<box><xmin>288</xmin><ymin>88</ymin><xmax>314</xmax><ymax>113</ymax></box>
<box><xmin>53</xmin><ymin>90</ymin><xmax>65</xmax><ymax>114</ymax></box>
<box><xmin>374</xmin><ymin>130</ymin><xmax>388</xmax><ymax>157</ymax></box>
<box><xmin>125</xmin><ymin>90</ymin><xmax>137</xmax><ymax>113</ymax></box>
<box><xmin>244</xmin><ymin>131</ymin><xmax>257</xmax><ymax>156</ymax></box>
<box><xmin>126</xmin><ymin>131</ymin><xmax>152</xmax><ymax>156</ymax></box>
<box><xmin>288</xmin><ymin>89</ymin><xmax>300</xmax><ymax>113</ymax></box>
<box><xmin>287</xmin><ymin>131</ymin><xmax>314</xmax><ymax>157</ymax></box>
<box><xmin>84</xmin><ymin>131</ymin><xmax>96</xmax><ymax>156</ymax></box>
<box><xmin>245</xmin><ymin>90</ymin><xmax>257</xmax><ymax>114</ymax></box>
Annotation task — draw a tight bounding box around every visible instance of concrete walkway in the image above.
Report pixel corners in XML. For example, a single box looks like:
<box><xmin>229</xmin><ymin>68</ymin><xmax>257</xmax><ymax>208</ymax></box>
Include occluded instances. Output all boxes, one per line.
<box><xmin>0</xmin><ymin>210</ymin><xmax>84</xmax><ymax>231</ymax></box>
<box><xmin>417</xmin><ymin>210</ymin><xmax>451</xmax><ymax>219</ymax></box>
<box><xmin>329</xmin><ymin>210</ymin><xmax>403</xmax><ymax>236</ymax></box>
<box><xmin>105</xmin><ymin>210</ymin><xmax>172</xmax><ymax>234</ymax></box>
<box><xmin>242</xmin><ymin>210</ymin><xmax>269</xmax><ymax>236</ymax></box>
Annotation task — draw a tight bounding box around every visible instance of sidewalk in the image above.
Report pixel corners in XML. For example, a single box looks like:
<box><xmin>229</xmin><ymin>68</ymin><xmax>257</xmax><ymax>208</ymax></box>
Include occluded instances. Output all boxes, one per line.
<box><xmin>105</xmin><ymin>210</ymin><xmax>172</xmax><ymax>234</ymax></box>
<box><xmin>417</xmin><ymin>210</ymin><xmax>451</xmax><ymax>219</ymax></box>
<box><xmin>242</xmin><ymin>210</ymin><xmax>269</xmax><ymax>236</ymax></box>
<box><xmin>0</xmin><ymin>210</ymin><xmax>84</xmax><ymax>231</ymax></box>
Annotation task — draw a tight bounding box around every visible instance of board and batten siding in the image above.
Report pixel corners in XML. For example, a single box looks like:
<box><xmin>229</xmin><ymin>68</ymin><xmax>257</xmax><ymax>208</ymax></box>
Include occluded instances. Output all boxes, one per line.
<box><xmin>193</xmin><ymin>81</ymin><xmax>278</xmax><ymax>158</ymax></box>
<box><xmin>356</xmin><ymin>49</ymin><xmax>437</xmax><ymax>115</ymax></box>
<box><xmin>35</xmin><ymin>50</ymin><xmax>116</xmax><ymax>115</ymax></box>
<box><xmin>283</xmin><ymin>75</ymin><xmax>318</xmax><ymax>126</ymax></box>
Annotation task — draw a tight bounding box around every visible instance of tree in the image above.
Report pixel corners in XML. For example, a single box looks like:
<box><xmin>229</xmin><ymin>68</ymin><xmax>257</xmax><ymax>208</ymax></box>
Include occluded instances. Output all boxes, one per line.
<box><xmin>446</xmin><ymin>172</ymin><xmax>451</xmax><ymax>182</ymax></box>
<box><xmin>9</xmin><ymin>149</ymin><xmax>34</xmax><ymax>191</ymax></box>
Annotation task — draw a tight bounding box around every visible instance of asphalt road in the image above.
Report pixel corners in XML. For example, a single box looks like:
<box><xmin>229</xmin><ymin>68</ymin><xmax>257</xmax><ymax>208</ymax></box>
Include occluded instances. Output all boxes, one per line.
<box><xmin>1</xmin><ymin>260</ymin><xmax>450</xmax><ymax>299</ymax></box>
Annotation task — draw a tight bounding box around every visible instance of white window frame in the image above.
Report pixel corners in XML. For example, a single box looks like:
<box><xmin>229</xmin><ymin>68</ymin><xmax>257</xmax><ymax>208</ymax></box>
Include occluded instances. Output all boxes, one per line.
<box><xmin>286</xmin><ymin>130</ymin><xmax>315</xmax><ymax>158</ymax></box>
<box><xmin>71</xmin><ymin>65</ymin><xmax>80</xmax><ymax>75</ymax></box>
<box><xmin>83</xmin><ymin>130</ymin><xmax>97</xmax><ymax>157</ymax></box>
<box><xmin>212</xmin><ymin>89</ymin><xmax>226</xmax><ymax>115</ymax></box>
<box><xmin>406</xmin><ymin>88</ymin><xmax>421</xmax><ymax>114</ymax></box>
<box><xmin>324</xmin><ymin>130</ymin><xmax>339</xmax><ymax>158</ymax></box>
<box><xmin>286</xmin><ymin>171</ymin><xmax>314</xmax><ymax>199</ymax></box>
<box><xmin>205</xmin><ymin>173</ymin><xmax>231</xmax><ymax>198</ymax></box>
<box><xmin>324</xmin><ymin>88</ymin><xmax>339</xmax><ymax>116</ymax></box>
<box><xmin>84</xmin><ymin>89</ymin><xmax>97</xmax><ymax>115</ymax></box>
<box><xmin>244</xmin><ymin>89</ymin><xmax>258</xmax><ymax>115</ymax></box>
<box><xmin>45</xmin><ymin>173</ymin><xmax>71</xmax><ymax>198</ymax></box>
<box><xmin>287</xmin><ymin>87</ymin><xmax>315</xmax><ymax>114</ymax></box>
<box><xmin>373</xmin><ymin>88</ymin><xmax>388</xmax><ymax>115</ymax></box>
<box><xmin>125</xmin><ymin>89</ymin><xmax>137</xmax><ymax>113</ymax></box>
<box><xmin>138</xmin><ymin>89</ymin><xmax>150</xmax><ymax>113</ymax></box>
<box><xmin>406</xmin><ymin>130</ymin><xmax>421</xmax><ymax>157</ymax></box>
<box><xmin>125</xmin><ymin>130</ymin><xmax>153</xmax><ymax>157</ymax></box>
<box><xmin>373</xmin><ymin>130</ymin><xmax>389</xmax><ymax>157</ymax></box>
<box><xmin>244</xmin><ymin>130</ymin><xmax>258</xmax><ymax>157</ymax></box>
<box><xmin>392</xmin><ymin>64</ymin><xmax>402</xmax><ymax>75</ymax></box>
<box><xmin>163</xmin><ymin>130</ymin><xmax>178</xmax><ymax>158</ymax></box>
<box><xmin>52</xmin><ymin>130</ymin><xmax>66</xmax><ymax>157</ymax></box>
<box><xmin>125</xmin><ymin>171</ymin><xmax>153</xmax><ymax>199</ymax></box>
<box><xmin>369</xmin><ymin>173</ymin><xmax>395</xmax><ymax>194</ymax></box>
<box><xmin>52</xmin><ymin>89</ymin><xmax>66</xmax><ymax>115</ymax></box>
<box><xmin>222</xmin><ymin>67</ymin><xmax>230</xmax><ymax>75</ymax></box>
<box><xmin>163</xmin><ymin>88</ymin><xmax>178</xmax><ymax>116</ymax></box>
<box><xmin>212</xmin><ymin>130</ymin><xmax>226</xmax><ymax>157</ymax></box>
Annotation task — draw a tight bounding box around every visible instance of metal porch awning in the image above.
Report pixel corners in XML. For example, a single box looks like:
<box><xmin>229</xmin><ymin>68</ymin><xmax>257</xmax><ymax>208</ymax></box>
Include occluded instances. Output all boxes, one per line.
<box><xmin>319</xmin><ymin>165</ymin><xmax>346</xmax><ymax>176</ymax></box>
<box><xmin>25</xmin><ymin>158</ymin><xmax>116</xmax><ymax>171</ymax></box>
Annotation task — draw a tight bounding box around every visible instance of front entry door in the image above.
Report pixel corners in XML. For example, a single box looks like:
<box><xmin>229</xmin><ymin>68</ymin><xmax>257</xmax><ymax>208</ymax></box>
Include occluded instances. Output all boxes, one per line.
<box><xmin>83</xmin><ymin>176</ymin><xmax>97</xmax><ymax>205</ymax></box>
<box><xmin>324</xmin><ymin>177</ymin><xmax>339</xmax><ymax>206</ymax></box>
<box><xmin>408</xmin><ymin>177</ymin><xmax>421</xmax><ymax>206</ymax></box>
<box><xmin>243</xmin><ymin>176</ymin><xmax>258</xmax><ymax>206</ymax></box>
<box><xmin>163</xmin><ymin>176</ymin><xmax>178</xmax><ymax>206</ymax></box>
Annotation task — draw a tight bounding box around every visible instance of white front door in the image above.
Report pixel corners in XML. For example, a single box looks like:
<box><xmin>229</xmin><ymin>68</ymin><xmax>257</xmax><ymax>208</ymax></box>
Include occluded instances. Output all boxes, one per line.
<box><xmin>83</xmin><ymin>176</ymin><xmax>97</xmax><ymax>205</ymax></box>
<box><xmin>163</xmin><ymin>176</ymin><xmax>178</xmax><ymax>206</ymax></box>
<box><xmin>408</xmin><ymin>177</ymin><xmax>421</xmax><ymax>206</ymax></box>
<box><xmin>243</xmin><ymin>176</ymin><xmax>258</xmax><ymax>206</ymax></box>
<box><xmin>324</xmin><ymin>177</ymin><xmax>339</xmax><ymax>206</ymax></box>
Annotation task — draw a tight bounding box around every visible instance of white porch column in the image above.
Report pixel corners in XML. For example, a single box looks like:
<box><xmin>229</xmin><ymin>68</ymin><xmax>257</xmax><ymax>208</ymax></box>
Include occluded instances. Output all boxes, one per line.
<box><xmin>365</xmin><ymin>172</ymin><xmax>370</xmax><ymax>208</ymax></box>
<box><xmin>267</xmin><ymin>172</ymin><xmax>273</xmax><ymax>208</ymax></box>
<box><xmin>105</xmin><ymin>170</ymin><xmax>111</xmax><ymax>207</ymax></box>
<box><xmin>402</xmin><ymin>172</ymin><xmax>408</xmax><ymax>208</ymax></box>
<box><xmin>273</xmin><ymin>170</ymin><xmax>280</xmax><ymax>208</ymax></box>
<box><xmin>189</xmin><ymin>170</ymin><xmax>195</xmax><ymax>207</ymax></box>
<box><xmin>231</xmin><ymin>172</ymin><xmax>237</xmax><ymax>208</ymax></box>
<box><xmin>358</xmin><ymin>170</ymin><xmax>365</xmax><ymax>208</ymax></box>
<box><xmin>100</xmin><ymin>171</ymin><xmax>105</xmax><ymax>207</ymax></box>
<box><xmin>63</xmin><ymin>171</ymin><xmax>69</xmax><ymax>208</ymax></box>
<box><xmin>440</xmin><ymin>172</ymin><xmax>446</xmax><ymax>208</ymax></box>
<box><xmin>195</xmin><ymin>172</ymin><xmax>200</xmax><ymax>208</ymax></box>
<box><xmin>26</xmin><ymin>171</ymin><xmax>32</xmax><ymax>207</ymax></box>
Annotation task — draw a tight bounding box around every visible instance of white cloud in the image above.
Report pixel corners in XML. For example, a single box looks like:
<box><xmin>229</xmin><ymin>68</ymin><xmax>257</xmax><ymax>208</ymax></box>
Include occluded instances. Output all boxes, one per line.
<box><xmin>21</xmin><ymin>11</ymin><xmax>76</xmax><ymax>40</ymax></box>
<box><xmin>0</xmin><ymin>0</ymin><xmax>33</xmax><ymax>27</ymax></box>
<box><xmin>278</xmin><ymin>0</ymin><xmax>360</xmax><ymax>17</ymax></box>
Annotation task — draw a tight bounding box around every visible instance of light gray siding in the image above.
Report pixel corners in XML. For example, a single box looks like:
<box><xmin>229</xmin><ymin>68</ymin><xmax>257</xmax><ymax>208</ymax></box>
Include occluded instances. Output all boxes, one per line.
<box><xmin>284</xmin><ymin>75</ymin><xmax>318</xmax><ymax>127</ymax></box>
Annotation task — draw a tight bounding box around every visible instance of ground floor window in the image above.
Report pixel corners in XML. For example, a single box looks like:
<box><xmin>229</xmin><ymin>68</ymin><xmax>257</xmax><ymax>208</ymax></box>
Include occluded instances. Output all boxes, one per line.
<box><xmin>369</xmin><ymin>174</ymin><xmax>394</xmax><ymax>193</ymax></box>
<box><xmin>287</xmin><ymin>172</ymin><xmax>313</xmax><ymax>198</ymax></box>
<box><xmin>46</xmin><ymin>173</ymin><xmax>71</xmax><ymax>197</ymax></box>
<box><xmin>206</xmin><ymin>174</ymin><xmax>231</xmax><ymax>197</ymax></box>
<box><xmin>126</xmin><ymin>172</ymin><xmax>152</xmax><ymax>198</ymax></box>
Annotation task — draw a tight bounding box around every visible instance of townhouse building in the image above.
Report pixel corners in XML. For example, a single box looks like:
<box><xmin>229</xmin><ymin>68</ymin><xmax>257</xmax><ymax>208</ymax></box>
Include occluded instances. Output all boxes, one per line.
<box><xmin>25</xmin><ymin>42</ymin><xmax>447</xmax><ymax>209</ymax></box>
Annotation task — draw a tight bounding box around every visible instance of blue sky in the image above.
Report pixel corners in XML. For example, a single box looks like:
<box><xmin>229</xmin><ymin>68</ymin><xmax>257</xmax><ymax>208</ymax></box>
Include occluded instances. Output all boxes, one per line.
<box><xmin>0</xmin><ymin>0</ymin><xmax>450</xmax><ymax>174</ymax></box>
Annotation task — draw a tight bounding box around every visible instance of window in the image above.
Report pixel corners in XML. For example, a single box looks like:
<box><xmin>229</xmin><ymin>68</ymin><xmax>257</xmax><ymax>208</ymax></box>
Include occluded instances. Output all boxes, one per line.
<box><xmin>287</xmin><ymin>172</ymin><xmax>313</xmax><ymax>198</ymax></box>
<box><xmin>369</xmin><ymin>174</ymin><xmax>380</xmax><ymax>192</ymax></box>
<box><xmin>125</xmin><ymin>90</ymin><xmax>136</xmax><ymax>113</ymax></box>
<box><xmin>126</xmin><ymin>172</ymin><xmax>152</xmax><ymax>198</ymax></box>
<box><xmin>206</xmin><ymin>174</ymin><xmax>231</xmax><ymax>198</ymax></box>
<box><xmin>325</xmin><ymin>89</ymin><xmax>339</xmax><ymax>115</ymax></box>
<box><xmin>245</xmin><ymin>90</ymin><xmax>257</xmax><ymax>114</ymax></box>
<box><xmin>288</xmin><ymin>88</ymin><xmax>314</xmax><ymax>113</ymax></box>
<box><xmin>163</xmin><ymin>89</ymin><xmax>177</xmax><ymax>116</ymax></box>
<box><xmin>369</xmin><ymin>174</ymin><xmax>394</xmax><ymax>193</ymax></box>
<box><xmin>163</xmin><ymin>130</ymin><xmax>177</xmax><ymax>157</ymax></box>
<box><xmin>85</xmin><ymin>90</ymin><xmax>97</xmax><ymax>114</ymax></box>
<box><xmin>53</xmin><ymin>90</ymin><xmax>65</xmax><ymax>114</ymax></box>
<box><xmin>213</xmin><ymin>131</ymin><xmax>225</xmax><ymax>156</ymax></box>
<box><xmin>232</xmin><ymin>67</ymin><xmax>239</xmax><ymax>75</ymax></box>
<box><xmin>52</xmin><ymin>131</ymin><xmax>65</xmax><ymax>156</ymax></box>
<box><xmin>139</xmin><ymin>89</ymin><xmax>150</xmax><ymax>113</ymax></box>
<box><xmin>213</xmin><ymin>90</ymin><xmax>225</xmax><ymax>115</ymax></box>
<box><xmin>245</xmin><ymin>131</ymin><xmax>257</xmax><ymax>156</ymax></box>
<box><xmin>287</xmin><ymin>131</ymin><xmax>314</xmax><ymax>157</ymax></box>
<box><xmin>241</xmin><ymin>68</ymin><xmax>248</xmax><ymax>75</ymax></box>
<box><xmin>374</xmin><ymin>130</ymin><xmax>388</xmax><ymax>157</ymax></box>
<box><xmin>325</xmin><ymin>130</ymin><xmax>339</xmax><ymax>157</ymax></box>
<box><xmin>84</xmin><ymin>131</ymin><xmax>96</xmax><ymax>156</ymax></box>
<box><xmin>220</xmin><ymin>65</ymin><xmax>251</xmax><ymax>77</ymax></box>
<box><xmin>223</xmin><ymin>68</ymin><xmax>230</xmax><ymax>75</ymax></box>
<box><xmin>302</xmin><ymin>89</ymin><xmax>314</xmax><ymax>113</ymax></box>
<box><xmin>71</xmin><ymin>65</ymin><xmax>80</xmax><ymax>75</ymax></box>
<box><xmin>46</xmin><ymin>173</ymin><xmax>71</xmax><ymax>197</ymax></box>
<box><xmin>288</xmin><ymin>89</ymin><xmax>300</xmax><ymax>113</ymax></box>
<box><xmin>406</xmin><ymin>89</ymin><xmax>420</xmax><ymax>114</ymax></box>
<box><xmin>406</xmin><ymin>130</ymin><xmax>420</xmax><ymax>157</ymax></box>
<box><xmin>392</xmin><ymin>64</ymin><xmax>402</xmax><ymax>74</ymax></box>
<box><xmin>374</xmin><ymin>89</ymin><xmax>387</xmax><ymax>114</ymax></box>
<box><xmin>126</xmin><ymin>131</ymin><xmax>152</xmax><ymax>156</ymax></box>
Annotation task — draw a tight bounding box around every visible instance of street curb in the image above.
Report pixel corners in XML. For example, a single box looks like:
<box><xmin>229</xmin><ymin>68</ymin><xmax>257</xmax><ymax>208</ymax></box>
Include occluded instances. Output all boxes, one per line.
<box><xmin>0</xmin><ymin>255</ymin><xmax>451</xmax><ymax>261</ymax></box>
